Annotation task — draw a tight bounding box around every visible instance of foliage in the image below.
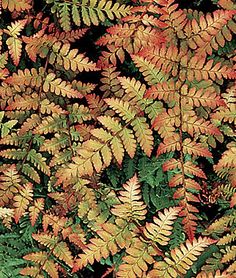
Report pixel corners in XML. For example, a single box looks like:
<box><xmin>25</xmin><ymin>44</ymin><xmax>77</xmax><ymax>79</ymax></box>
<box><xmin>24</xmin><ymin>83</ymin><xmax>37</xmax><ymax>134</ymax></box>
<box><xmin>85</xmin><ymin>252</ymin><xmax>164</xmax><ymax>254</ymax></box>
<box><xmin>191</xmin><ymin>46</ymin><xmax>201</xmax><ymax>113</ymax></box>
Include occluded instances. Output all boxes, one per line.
<box><xmin>0</xmin><ymin>0</ymin><xmax>235</xmax><ymax>277</ymax></box>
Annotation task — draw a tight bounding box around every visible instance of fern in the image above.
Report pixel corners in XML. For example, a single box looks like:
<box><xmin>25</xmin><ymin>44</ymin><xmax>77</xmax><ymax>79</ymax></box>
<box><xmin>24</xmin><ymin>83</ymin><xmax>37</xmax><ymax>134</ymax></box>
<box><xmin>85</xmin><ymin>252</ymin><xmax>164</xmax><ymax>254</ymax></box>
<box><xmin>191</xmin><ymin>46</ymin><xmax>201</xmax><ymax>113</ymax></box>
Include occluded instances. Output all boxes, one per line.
<box><xmin>0</xmin><ymin>0</ymin><xmax>235</xmax><ymax>277</ymax></box>
<box><xmin>2</xmin><ymin>0</ymin><xmax>31</xmax><ymax>12</ymax></box>
<box><xmin>4</xmin><ymin>19</ymin><xmax>27</xmax><ymax>66</ymax></box>
<box><xmin>111</xmin><ymin>174</ymin><xmax>147</xmax><ymax>221</ymax></box>
<box><xmin>47</xmin><ymin>0</ymin><xmax>131</xmax><ymax>30</ymax></box>
<box><xmin>148</xmin><ymin>237</ymin><xmax>215</xmax><ymax>278</ymax></box>
<box><xmin>74</xmin><ymin>175</ymin><xmax>181</xmax><ymax>276</ymax></box>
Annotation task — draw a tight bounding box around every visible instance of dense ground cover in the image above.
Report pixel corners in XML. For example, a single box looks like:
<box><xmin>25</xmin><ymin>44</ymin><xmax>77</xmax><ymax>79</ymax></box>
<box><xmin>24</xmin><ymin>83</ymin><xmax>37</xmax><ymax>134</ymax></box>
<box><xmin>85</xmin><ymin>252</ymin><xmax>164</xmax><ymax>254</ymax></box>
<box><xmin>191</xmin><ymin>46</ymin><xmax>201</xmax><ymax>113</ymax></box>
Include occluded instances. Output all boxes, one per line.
<box><xmin>0</xmin><ymin>0</ymin><xmax>235</xmax><ymax>277</ymax></box>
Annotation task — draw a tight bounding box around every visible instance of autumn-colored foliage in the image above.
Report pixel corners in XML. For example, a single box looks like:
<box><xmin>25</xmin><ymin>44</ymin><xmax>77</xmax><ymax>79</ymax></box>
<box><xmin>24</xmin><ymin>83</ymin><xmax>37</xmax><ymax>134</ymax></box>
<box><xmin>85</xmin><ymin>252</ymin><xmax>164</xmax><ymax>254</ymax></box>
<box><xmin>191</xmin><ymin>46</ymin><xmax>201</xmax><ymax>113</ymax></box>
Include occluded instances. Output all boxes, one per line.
<box><xmin>0</xmin><ymin>0</ymin><xmax>235</xmax><ymax>277</ymax></box>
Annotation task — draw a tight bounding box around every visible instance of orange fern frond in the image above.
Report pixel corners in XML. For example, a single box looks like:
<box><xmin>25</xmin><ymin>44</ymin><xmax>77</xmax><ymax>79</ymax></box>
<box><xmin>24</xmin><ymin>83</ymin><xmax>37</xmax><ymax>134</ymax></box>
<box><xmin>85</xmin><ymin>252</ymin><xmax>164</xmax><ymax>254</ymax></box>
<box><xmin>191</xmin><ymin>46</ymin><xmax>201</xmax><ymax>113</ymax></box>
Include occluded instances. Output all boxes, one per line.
<box><xmin>14</xmin><ymin>183</ymin><xmax>33</xmax><ymax>223</ymax></box>
<box><xmin>144</xmin><ymin>207</ymin><xmax>181</xmax><ymax>246</ymax></box>
<box><xmin>117</xmin><ymin>238</ymin><xmax>157</xmax><ymax>278</ymax></box>
<box><xmin>111</xmin><ymin>174</ymin><xmax>147</xmax><ymax>221</ymax></box>
<box><xmin>186</xmin><ymin>10</ymin><xmax>236</xmax><ymax>56</ymax></box>
<box><xmin>148</xmin><ymin>237</ymin><xmax>215</xmax><ymax>278</ymax></box>
<box><xmin>2</xmin><ymin>0</ymin><xmax>31</xmax><ymax>12</ymax></box>
<box><xmin>32</xmin><ymin>233</ymin><xmax>74</xmax><ymax>267</ymax></box>
<box><xmin>73</xmin><ymin>219</ymin><xmax>132</xmax><ymax>271</ymax></box>
<box><xmin>23</xmin><ymin>251</ymin><xmax>59</xmax><ymax>278</ymax></box>
<box><xmin>0</xmin><ymin>164</ymin><xmax>21</xmax><ymax>206</ymax></box>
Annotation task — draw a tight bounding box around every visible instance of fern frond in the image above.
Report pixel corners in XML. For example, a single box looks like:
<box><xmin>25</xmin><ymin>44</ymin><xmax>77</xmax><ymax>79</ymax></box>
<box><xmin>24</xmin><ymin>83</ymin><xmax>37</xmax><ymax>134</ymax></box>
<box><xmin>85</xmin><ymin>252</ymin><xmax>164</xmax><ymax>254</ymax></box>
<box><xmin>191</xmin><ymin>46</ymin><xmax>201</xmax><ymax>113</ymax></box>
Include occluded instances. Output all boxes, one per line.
<box><xmin>50</xmin><ymin>149</ymin><xmax>72</xmax><ymax>167</ymax></box>
<box><xmin>221</xmin><ymin>246</ymin><xmax>236</xmax><ymax>263</ymax></box>
<box><xmin>217</xmin><ymin>229</ymin><xmax>236</xmax><ymax>245</ymax></box>
<box><xmin>119</xmin><ymin>77</ymin><xmax>150</xmax><ymax>109</ymax></box>
<box><xmin>117</xmin><ymin>238</ymin><xmax>157</xmax><ymax>278</ymax></box>
<box><xmin>111</xmin><ymin>174</ymin><xmax>147</xmax><ymax>221</ymax></box>
<box><xmin>110</xmin><ymin>136</ymin><xmax>124</xmax><ymax>165</ymax></box>
<box><xmin>132</xmin><ymin>55</ymin><xmax>167</xmax><ymax>85</ymax></box>
<box><xmin>6</xmin><ymin>19</ymin><xmax>26</xmax><ymax>66</ymax></box>
<box><xmin>42</xmin><ymin>214</ymin><xmax>67</xmax><ymax>236</ymax></box>
<box><xmin>105</xmin><ymin>98</ymin><xmax>153</xmax><ymax>156</ymax></box>
<box><xmin>59</xmin><ymin>2</ymin><xmax>71</xmax><ymax>31</ymax></box>
<box><xmin>98</xmin><ymin>44</ymin><xmax>126</xmax><ymax>67</ymax></box>
<box><xmin>181</xmin><ymin>55</ymin><xmax>234</xmax><ymax>81</ymax></box>
<box><xmin>4</xmin><ymin>19</ymin><xmax>27</xmax><ymax>38</ymax></box>
<box><xmin>162</xmin><ymin>158</ymin><xmax>207</xmax><ymax>179</ymax></box>
<box><xmin>5</xmin><ymin>67</ymin><xmax>44</xmax><ymax>88</ymax></box>
<box><xmin>131</xmin><ymin>117</ymin><xmax>153</xmax><ymax>156</ymax></box>
<box><xmin>33</xmin><ymin>115</ymin><xmax>66</xmax><ymax>135</ymax></box>
<box><xmin>97</xmin><ymin>23</ymin><xmax>164</xmax><ymax>62</ymax></box>
<box><xmin>212</xmin><ymin>103</ymin><xmax>236</xmax><ymax>125</ymax></box>
<box><xmin>105</xmin><ymin>98</ymin><xmax>135</xmax><ymax>122</ymax></box>
<box><xmin>50</xmin><ymin>42</ymin><xmax>99</xmax><ymax>72</ymax></box>
<box><xmin>157</xmin><ymin>134</ymin><xmax>180</xmax><ymax>156</ymax></box>
<box><xmin>144</xmin><ymin>207</ymin><xmax>181</xmax><ymax>246</ymax></box>
<box><xmin>68</xmin><ymin>103</ymin><xmax>92</xmax><ymax>123</ymax></box>
<box><xmin>2</xmin><ymin>0</ymin><xmax>31</xmax><ymax>12</ymax></box>
<box><xmin>32</xmin><ymin>233</ymin><xmax>74</xmax><ymax>267</ymax></box>
<box><xmin>120</xmin><ymin>127</ymin><xmax>137</xmax><ymax>158</ymax></box>
<box><xmin>0</xmin><ymin>148</ymin><xmax>28</xmax><ymax>161</ymax></box>
<box><xmin>158</xmin><ymin>0</ymin><xmax>188</xmax><ymax>41</ymax></box>
<box><xmin>41</xmin><ymin>99</ymin><xmax>67</xmax><ymax>115</ymax></box>
<box><xmin>19</xmin><ymin>114</ymin><xmax>41</xmax><ymax>135</ymax></box>
<box><xmin>152</xmin><ymin>107</ymin><xmax>180</xmax><ymax>138</ymax></box>
<box><xmin>26</xmin><ymin>149</ymin><xmax>50</xmax><ymax>176</ymax></box>
<box><xmin>23</xmin><ymin>251</ymin><xmax>59</xmax><ymax>278</ymax></box>
<box><xmin>6</xmin><ymin>93</ymin><xmax>39</xmax><ymax>111</ymax></box>
<box><xmin>97</xmin><ymin>116</ymin><xmax>136</xmax><ymax>158</ymax></box>
<box><xmin>23</xmin><ymin>33</ymin><xmax>55</xmax><ymax>62</ymax></box>
<box><xmin>178</xmin><ymin>200</ymin><xmax>199</xmax><ymax>241</ymax></box>
<box><xmin>21</xmin><ymin>163</ymin><xmax>41</xmax><ymax>184</ymax></box>
<box><xmin>222</xmin><ymin>83</ymin><xmax>236</xmax><ymax>104</ymax></box>
<box><xmin>139</xmin><ymin>45</ymin><xmax>180</xmax><ymax>77</ymax></box>
<box><xmin>40</xmin><ymin>134</ymin><xmax>69</xmax><ymax>154</ymax></box>
<box><xmin>29</xmin><ymin>198</ymin><xmax>44</xmax><ymax>226</ymax></box>
<box><xmin>0</xmin><ymin>207</ymin><xmax>14</xmax><ymax>219</ymax></box>
<box><xmin>149</xmin><ymin>237</ymin><xmax>215</xmax><ymax>278</ymax></box>
<box><xmin>54</xmin><ymin>28</ymin><xmax>88</xmax><ymax>42</ymax></box>
<box><xmin>183</xmin><ymin>161</ymin><xmax>207</xmax><ymax>179</ymax></box>
<box><xmin>43</xmin><ymin>73</ymin><xmax>83</xmax><ymax>98</ymax></box>
<box><xmin>73</xmin><ymin>219</ymin><xmax>132</xmax><ymax>271</ymax></box>
<box><xmin>14</xmin><ymin>183</ymin><xmax>33</xmax><ymax>223</ymax></box>
<box><xmin>145</xmin><ymin>80</ymin><xmax>179</xmax><ymax>103</ymax></box>
<box><xmin>56</xmin><ymin>137</ymin><xmax>114</xmax><ymax>179</ymax></box>
<box><xmin>6</xmin><ymin>37</ymin><xmax>22</xmax><ymax>66</ymax></box>
<box><xmin>0</xmin><ymin>111</ymin><xmax>18</xmax><ymax>137</ymax></box>
<box><xmin>0</xmin><ymin>52</ymin><xmax>8</xmax><ymax>69</ymax></box>
<box><xmin>0</xmin><ymin>164</ymin><xmax>21</xmax><ymax>206</ymax></box>
<box><xmin>226</xmin><ymin>260</ymin><xmax>236</xmax><ymax>274</ymax></box>
<box><xmin>182</xmin><ymin>113</ymin><xmax>221</xmax><ymax>136</ymax></box>
<box><xmin>206</xmin><ymin>211</ymin><xmax>236</xmax><ymax>234</ymax></box>
<box><xmin>100</xmin><ymin>66</ymin><xmax>124</xmax><ymax>97</ymax></box>
<box><xmin>218</xmin><ymin>183</ymin><xmax>236</xmax><ymax>201</ymax></box>
<box><xmin>72</xmin><ymin>80</ymin><xmax>96</xmax><ymax>95</ymax></box>
<box><xmin>183</xmin><ymin>139</ymin><xmax>213</xmax><ymax>157</ymax></box>
<box><xmin>186</xmin><ymin>10</ymin><xmax>236</xmax><ymax>56</ymax></box>
<box><xmin>181</xmin><ymin>84</ymin><xmax>225</xmax><ymax>108</ymax></box>
<box><xmin>50</xmin><ymin>0</ymin><xmax>131</xmax><ymax>30</ymax></box>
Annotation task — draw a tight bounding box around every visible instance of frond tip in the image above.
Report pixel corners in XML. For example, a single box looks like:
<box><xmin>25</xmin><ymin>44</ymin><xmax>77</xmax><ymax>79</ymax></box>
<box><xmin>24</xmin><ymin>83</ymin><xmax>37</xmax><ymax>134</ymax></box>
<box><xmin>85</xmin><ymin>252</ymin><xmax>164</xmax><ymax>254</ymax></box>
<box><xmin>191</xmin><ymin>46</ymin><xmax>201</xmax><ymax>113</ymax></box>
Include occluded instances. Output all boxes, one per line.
<box><xmin>111</xmin><ymin>174</ymin><xmax>147</xmax><ymax>221</ymax></box>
